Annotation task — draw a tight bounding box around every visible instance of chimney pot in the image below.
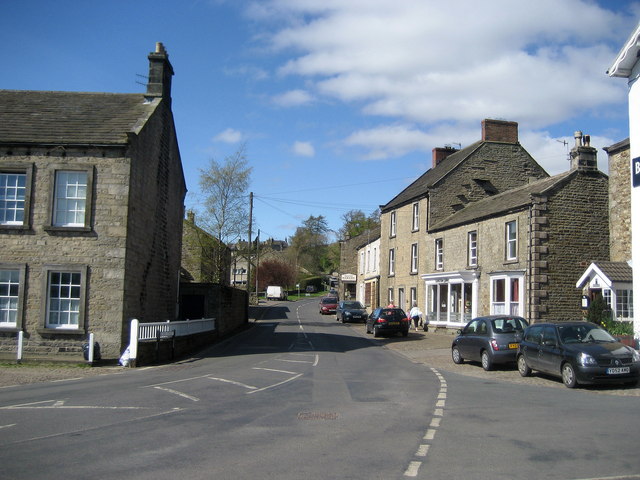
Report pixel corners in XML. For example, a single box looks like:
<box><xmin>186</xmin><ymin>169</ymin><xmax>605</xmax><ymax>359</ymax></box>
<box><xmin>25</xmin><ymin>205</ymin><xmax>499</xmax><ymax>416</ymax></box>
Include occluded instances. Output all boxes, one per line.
<box><xmin>574</xmin><ymin>131</ymin><xmax>583</xmax><ymax>147</ymax></box>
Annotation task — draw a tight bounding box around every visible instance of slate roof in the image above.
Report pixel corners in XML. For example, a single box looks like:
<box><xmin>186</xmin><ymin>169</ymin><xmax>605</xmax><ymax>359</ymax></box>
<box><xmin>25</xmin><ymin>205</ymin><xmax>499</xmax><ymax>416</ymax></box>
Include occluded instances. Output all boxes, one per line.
<box><xmin>381</xmin><ymin>141</ymin><xmax>483</xmax><ymax>212</ymax></box>
<box><xmin>0</xmin><ymin>90</ymin><xmax>160</xmax><ymax>146</ymax></box>
<box><xmin>429</xmin><ymin>170</ymin><xmax>576</xmax><ymax>231</ymax></box>
<box><xmin>593</xmin><ymin>261</ymin><xmax>633</xmax><ymax>283</ymax></box>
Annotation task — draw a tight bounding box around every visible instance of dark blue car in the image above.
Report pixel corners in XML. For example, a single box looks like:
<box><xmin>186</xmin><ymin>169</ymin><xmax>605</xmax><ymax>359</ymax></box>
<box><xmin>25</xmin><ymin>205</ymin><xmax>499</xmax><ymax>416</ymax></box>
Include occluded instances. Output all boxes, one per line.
<box><xmin>517</xmin><ymin>321</ymin><xmax>640</xmax><ymax>388</ymax></box>
<box><xmin>336</xmin><ymin>301</ymin><xmax>367</xmax><ymax>323</ymax></box>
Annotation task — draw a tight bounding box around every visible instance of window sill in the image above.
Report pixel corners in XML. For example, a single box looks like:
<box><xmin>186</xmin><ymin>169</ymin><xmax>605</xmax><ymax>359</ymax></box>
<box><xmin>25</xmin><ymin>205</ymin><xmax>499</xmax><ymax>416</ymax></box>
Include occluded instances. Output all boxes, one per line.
<box><xmin>503</xmin><ymin>259</ymin><xmax>519</xmax><ymax>265</ymax></box>
<box><xmin>0</xmin><ymin>327</ymin><xmax>20</xmax><ymax>334</ymax></box>
<box><xmin>37</xmin><ymin>327</ymin><xmax>86</xmax><ymax>336</ymax></box>
<box><xmin>44</xmin><ymin>226</ymin><xmax>93</xmax><ymax>234</ymax></box>
<box><xmin>0</xmin><ymin>225</ymin><xmax>32</xmax><ymax>233</ymax></box>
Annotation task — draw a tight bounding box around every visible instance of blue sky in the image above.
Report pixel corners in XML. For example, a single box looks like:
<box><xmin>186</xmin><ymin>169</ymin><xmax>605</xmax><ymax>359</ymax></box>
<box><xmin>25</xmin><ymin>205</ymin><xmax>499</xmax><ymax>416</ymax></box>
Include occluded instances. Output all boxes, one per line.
<box><xmin>2</xmin><ymin>0</ymin><xmax>639</xmax><ymax>242</ymax></box>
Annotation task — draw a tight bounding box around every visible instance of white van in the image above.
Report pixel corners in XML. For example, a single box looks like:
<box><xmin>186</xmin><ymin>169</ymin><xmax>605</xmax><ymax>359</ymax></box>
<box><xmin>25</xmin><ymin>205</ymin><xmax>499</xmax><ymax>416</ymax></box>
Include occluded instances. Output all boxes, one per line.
<box><xmin>266</xmin><ymin>286</ymin><xmax>287</xmax><ymax>301</ymax></box>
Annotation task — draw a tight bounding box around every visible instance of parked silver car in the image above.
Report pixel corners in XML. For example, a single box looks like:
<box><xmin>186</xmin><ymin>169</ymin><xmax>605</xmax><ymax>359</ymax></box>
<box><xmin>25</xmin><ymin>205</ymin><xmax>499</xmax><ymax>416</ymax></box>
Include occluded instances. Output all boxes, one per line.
<box><xmin>451</xmin><ymin>315</ymin><xmax>528</xmax><ymax>371</ymax></box>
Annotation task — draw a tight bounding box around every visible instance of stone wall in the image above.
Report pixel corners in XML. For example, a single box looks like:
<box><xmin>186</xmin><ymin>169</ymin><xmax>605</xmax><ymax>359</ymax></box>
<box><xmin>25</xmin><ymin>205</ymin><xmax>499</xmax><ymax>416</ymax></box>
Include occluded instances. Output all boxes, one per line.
<box><xmin>121</xmin><ymin>103</ymin><xmax>186</xmax><ymax>351</ymax></box>
<box><xmin>539</xmin><ymin>172</ymin><xmax>610</xmax><ymax>321</ymax></box>
<box><xmin>380</xmin><ymin>198</ymin><xmax>427</xmax><ymax>311</ymax></box>
<box><xmin>0</xmin><ymin>145</ymin><xmax>131</xmax><ymax>359</ymax></box>
<box><xmin>605</xmin><ymin>139</ymin><xmax>631</xmax><ymax>262</ymax></box>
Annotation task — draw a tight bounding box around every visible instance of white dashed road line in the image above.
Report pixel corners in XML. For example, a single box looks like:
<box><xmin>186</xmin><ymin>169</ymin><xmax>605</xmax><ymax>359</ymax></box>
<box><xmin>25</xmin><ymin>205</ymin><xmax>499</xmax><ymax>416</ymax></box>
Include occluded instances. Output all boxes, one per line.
<box><xmin>404</xmin><ymin>367</ymin><xmax>447</xmax><ymax>477</ymax></box>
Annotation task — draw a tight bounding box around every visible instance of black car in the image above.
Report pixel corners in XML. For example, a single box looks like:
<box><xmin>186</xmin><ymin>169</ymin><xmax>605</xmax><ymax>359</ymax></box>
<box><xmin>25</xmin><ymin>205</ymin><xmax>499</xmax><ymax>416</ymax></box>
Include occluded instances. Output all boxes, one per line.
<box><xmin>517</xmin><ymin>321</ymin><xmax>640</xmax><ymax>388</ymax></box>
<box><xmin>336</xmin><ymin>301</ymin><xmax>367</xmax><ymax>323</ymax></box>
<box><xmin>366</xmin><ymin>307</ymin><xmax>410</xmax><ymax>337</ymax></box>
<box><xmin>451</xmin><ymin>315</ymin><xmax>528</xmax><ymax>371</ymax></box>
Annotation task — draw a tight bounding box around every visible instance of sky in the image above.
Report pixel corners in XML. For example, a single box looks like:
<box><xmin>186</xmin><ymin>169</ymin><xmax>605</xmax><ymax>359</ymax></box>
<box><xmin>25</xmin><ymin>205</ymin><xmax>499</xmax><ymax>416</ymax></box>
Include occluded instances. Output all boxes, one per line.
<box><xmin>2</xmin><ymin>0</ymin><xmax>639</xmax><ymax>243</ymax></box>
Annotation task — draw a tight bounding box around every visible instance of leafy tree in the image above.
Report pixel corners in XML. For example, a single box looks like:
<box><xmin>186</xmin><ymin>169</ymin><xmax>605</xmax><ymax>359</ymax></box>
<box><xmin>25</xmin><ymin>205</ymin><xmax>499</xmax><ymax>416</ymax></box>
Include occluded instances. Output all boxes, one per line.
<box><xmin>287</xmin><ymin>215</ymin><xmax>330</xmax><ymax>275</ymax></box>
<box><xmin>198</xmin><ymin>144</ymin><xmax>252</xmax><ymax>283</ymax></box>
<box><xmin>338</xmin><ymin>209</ymin><xmax>380</xmax><ymax>240</ymax></box>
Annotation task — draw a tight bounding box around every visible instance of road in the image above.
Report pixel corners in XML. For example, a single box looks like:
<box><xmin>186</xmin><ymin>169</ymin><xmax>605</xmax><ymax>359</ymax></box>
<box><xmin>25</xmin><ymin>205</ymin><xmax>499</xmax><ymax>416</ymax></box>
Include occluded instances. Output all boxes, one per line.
<box><xmin>1</xmin><ymin>298</ymin><xmax>640</xmax><ymax>480</ymax></box>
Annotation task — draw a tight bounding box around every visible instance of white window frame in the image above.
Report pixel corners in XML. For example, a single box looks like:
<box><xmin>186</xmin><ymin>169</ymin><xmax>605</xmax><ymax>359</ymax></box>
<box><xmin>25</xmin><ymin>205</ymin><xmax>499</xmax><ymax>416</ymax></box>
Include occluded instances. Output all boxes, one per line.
<box><xmin>390</xmin><ymin>211</ymin><xmax>397</xmax><ymax>237</ymax></box>
<box><xmin>412</xmin><ymin>203</ymin><xmax>419</xmax><ymax>231</ymax></box>
<box><xmin>435</xmin><ymin>238</ymin><xmax>444</xmax><ymax>271</ymax></box>
<box><xmin>616</xmin><ymin>289</ymin><xmax>633</xmax><ymax>320</ymax></box>
<box><xmin>389</xmin><ymin>248</ymin><xmax>395</xmax><ymax>275</ymax></box>
<box><xmin>0</xmin><ymin>265</ymin><xmax>25</xmax><ymax>329</ymax></box>
<box><xmin>0</xmin><ymin>165</ymin><xmax>33</xmax><ymax>230</ymax></box>
<box><xmin>44</xmin><ymin>265</ymin><xmax>87</xmax><ymax>331</ymax></box>
<box><xmin>468</xmin><ymin>231</ymin><xmax>478</xmax><ymax>267</ymax></box>
<box><xmin>411</xmin><ymin>243</ymin><xmax>418</xmax><ymax>273</ymax></box>
<box><xmin>490</xmin><ymin>272</ymin><xmax>524</xmax><ymax>316</ymax></box>
<box><xmin>360</xmin><ymin>251</ymin><xmax>365</xmax><ymax>274</ymax></box>
<box><xmin>388</xmin><ymin>288</ymin><xmax>394</xmax><ymax>305</ymax></box>
<box><xmin>0</xmin><ymin>172</ymin><xmax>26</xmax><ymax>225</ymax></box>
<box><xmin>53</xmin><ymin>171</ymin><xmax>88</xmax><ymax>227</ymax></box>
<box><xmin>505</xmin><ymin>220</ymin><xmax>517</xmax><ymax>261</ymax></box>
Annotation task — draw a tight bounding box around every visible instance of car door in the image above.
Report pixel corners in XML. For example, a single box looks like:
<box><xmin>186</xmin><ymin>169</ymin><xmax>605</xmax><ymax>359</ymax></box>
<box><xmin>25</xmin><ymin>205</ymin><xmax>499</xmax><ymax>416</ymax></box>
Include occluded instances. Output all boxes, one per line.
<box><xmin>521</xmin><ymin>325</ymin><xmax>543</xmax><ymax>370</ymax></box>
<box><xmin>538</xmin><ymin>325</ymin><xmax>562</xmax><ymax>375</ymax></box>
<box><xmin>457</xmin><ymin>319</ymin><xmax>482</xmax><ymax>360</ymax></box>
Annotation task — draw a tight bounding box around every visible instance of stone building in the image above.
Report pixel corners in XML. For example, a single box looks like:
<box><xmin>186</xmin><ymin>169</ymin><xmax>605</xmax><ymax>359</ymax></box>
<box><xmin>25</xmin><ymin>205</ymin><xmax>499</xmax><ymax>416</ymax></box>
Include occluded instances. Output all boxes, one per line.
<box><xmin>427</xmin><ymin>131</ymin><xmax>609</xmax><ymax>326</ymax></box>
<box><xmin>575</xmin><ymin>138</ymin><xmax>633</xmax><ymax>322</ymax></box>
<box><xmin>0</xmin><ymin>43</ymin><xmax>186</xmax><ymax>360</ymax></box>
<box><xmin>182</xmin><ymin>210</ymin><xmax>231</xmax><ymax>285</ymax></box>
<box><xmin>379</xmin><ymin>119</ymin><xmax>548</xmax><ymax>313</ymax></box>
<box><xmin>355</xmin><ymin>226</ymin><xmax>381</xmax><ymax>309</ymax></box>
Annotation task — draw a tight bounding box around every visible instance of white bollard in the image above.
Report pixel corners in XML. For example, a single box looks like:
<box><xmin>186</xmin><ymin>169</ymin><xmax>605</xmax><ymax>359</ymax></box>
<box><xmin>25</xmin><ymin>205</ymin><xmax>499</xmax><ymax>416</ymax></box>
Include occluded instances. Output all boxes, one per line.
<box><xmin>129</xmin><ymin>319</ymin><xmax>139</xmax><ymax>368</ymax></box>
<box><xmin>88</xmin><ymin>333</ymin><xmax>95</xmax><ymax>363</ymax></box>
<box><xmin>17</xmin><ymin>331</ymin><xmax>23</xmax><ymax>363</ymax></box>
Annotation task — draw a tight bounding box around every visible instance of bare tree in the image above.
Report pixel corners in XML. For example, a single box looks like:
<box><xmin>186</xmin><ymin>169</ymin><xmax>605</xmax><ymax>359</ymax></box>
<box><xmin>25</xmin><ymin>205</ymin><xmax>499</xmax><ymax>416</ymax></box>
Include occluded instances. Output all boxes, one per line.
<box><xmin>198</xmin><ymin>144</ymin><xmax>252</xmax><ymax>283</ymax></box>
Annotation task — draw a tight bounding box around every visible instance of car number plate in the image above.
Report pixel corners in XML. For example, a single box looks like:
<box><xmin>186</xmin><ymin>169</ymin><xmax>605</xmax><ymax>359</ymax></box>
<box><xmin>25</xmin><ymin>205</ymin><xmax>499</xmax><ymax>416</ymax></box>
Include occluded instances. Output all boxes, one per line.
<box><xmin>388</xmin><ymin>322</ymin><xmax>399</xmax><ymax>326</ymax></box>
<box><xmin>508</xmin><ymin>343</ymin><xmax>519</xmax><ymax>349</ymax></box>
<box><xmin>606</xmin><ymin>367</ymin><xmax>630</xmax><ymax>375</ymax></box>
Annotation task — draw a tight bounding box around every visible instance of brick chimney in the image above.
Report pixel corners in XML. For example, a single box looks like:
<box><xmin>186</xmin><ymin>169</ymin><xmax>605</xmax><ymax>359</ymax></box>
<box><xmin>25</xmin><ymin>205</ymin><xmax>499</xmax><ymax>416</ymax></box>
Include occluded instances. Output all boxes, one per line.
<box><xmin>570</xmin><ymin>131</ymin><xmax>598</xmax><ymax>172</ymax></box>
<box><xmin>432</xmin><ymin>146</ymin><xmax>458</xmax><ymax>168</ymax></box>
<box><xmin>481</xmin><ymin>119</ymin><xmax>518</xmax><ymax>143</ymax></box>
<box><xmin>146</xmin><ymin>42</ymin><xmax>174</xmax><ymax>102</ymax></box>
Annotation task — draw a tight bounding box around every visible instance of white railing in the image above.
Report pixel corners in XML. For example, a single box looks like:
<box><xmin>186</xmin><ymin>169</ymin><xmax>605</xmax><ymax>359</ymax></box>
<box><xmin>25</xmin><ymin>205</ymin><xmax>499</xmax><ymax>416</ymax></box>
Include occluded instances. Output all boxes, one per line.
<box><xmin>137</xmin><ymin>318</ymin><xmax>216</xmax><ymax>341</ymax></box>
<box><xmin>122</xmin><ymin>318</ymin><xmax>215</xmax><ymax>367</ymax></box>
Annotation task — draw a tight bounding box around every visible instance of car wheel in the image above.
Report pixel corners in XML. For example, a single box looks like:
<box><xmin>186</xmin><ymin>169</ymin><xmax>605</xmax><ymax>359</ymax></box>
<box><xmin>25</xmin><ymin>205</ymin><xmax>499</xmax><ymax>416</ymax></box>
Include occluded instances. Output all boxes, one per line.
<box><xmin>373</xmin><ymin>326</ymin><xmax>380</xmax><ymax>338</ymax></box>
<box><xmin>452</xmin><ymin>346</ymin><xmax>464</xmax><ymax>364</ymax></box>
<box><xmin>366</xmin><ymin>323</ymin><xmax>371</xmax><ymax>334</ymax></box>
<box><xmin>402</xmin><ymin>329</ymin><xmax>408</xmax><ymax>337</ymax></box>
<box><xmin>517</xmin><ymin>355</ymin><xmax>531</xmax><ymax>377</ymax></box>
<box><xmin>562</xmin><ymin>362</ymin><xmax>577</xmax><ymax>388</ymax></box>
<box><xmin>481</xmin><ymin>350</ymin><xmax>493</xmax><ymax>371</ymax></box>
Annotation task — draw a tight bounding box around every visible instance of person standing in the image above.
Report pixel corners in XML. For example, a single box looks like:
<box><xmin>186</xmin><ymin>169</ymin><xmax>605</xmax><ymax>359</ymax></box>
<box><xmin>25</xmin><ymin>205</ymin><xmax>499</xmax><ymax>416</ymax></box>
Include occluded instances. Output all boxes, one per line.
<box><xmin>409</xmin><ymin>302</ymin><xmax>423</xmax><ymax>332</ymax></box>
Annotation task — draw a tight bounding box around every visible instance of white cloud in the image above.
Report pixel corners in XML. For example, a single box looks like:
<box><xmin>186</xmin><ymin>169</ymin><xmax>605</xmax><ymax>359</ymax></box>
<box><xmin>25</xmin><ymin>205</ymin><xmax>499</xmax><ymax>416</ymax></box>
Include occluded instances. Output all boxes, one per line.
<box><xmin>251</xmin><ymin>0</ymin><xmax>636</xmax><ymax>159</ymax></box>
<box><xmin>520</xmin><ymin>130</ymin><xmax>615</xmax><ymax>176</ymax></box>
<box><xmin>273</xmin><ymin>89</ymin><xmax>314</xmax><ymax>107</ymax></box>
<box><xmin>213</xmin><ymin>128</ymin><xmax>243</xmax><ymax>143</ymax></box>
<box><xmin>292</xmin><ymin>140</ymin><xmax>315</xmax><ymax>157</ymax></box>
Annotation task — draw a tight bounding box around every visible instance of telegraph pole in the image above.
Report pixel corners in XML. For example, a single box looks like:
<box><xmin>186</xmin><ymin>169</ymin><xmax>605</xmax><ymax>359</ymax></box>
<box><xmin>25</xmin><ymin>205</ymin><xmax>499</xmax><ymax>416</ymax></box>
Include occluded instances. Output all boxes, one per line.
<box><xmin>247</xmin><ymin>192</ymin><xmax>253</xmax><ymax>302</ymax></box>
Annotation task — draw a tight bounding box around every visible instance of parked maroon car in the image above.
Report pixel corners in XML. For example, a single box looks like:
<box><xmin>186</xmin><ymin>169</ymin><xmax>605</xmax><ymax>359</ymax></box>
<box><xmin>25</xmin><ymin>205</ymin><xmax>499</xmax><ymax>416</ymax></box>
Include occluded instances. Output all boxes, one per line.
<box><xmin>319</xmin><ymin>296</ymin><xmax>338</xmax><ymax>315</ymax></box>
